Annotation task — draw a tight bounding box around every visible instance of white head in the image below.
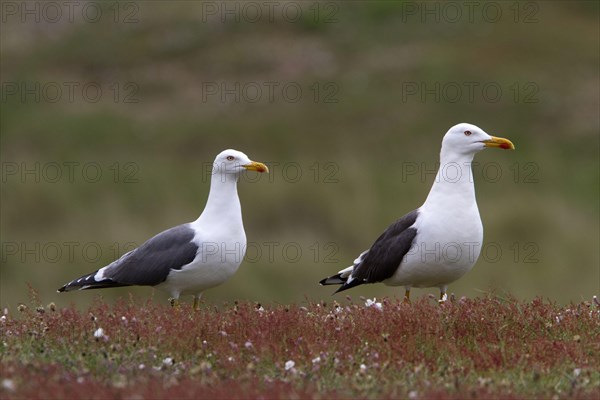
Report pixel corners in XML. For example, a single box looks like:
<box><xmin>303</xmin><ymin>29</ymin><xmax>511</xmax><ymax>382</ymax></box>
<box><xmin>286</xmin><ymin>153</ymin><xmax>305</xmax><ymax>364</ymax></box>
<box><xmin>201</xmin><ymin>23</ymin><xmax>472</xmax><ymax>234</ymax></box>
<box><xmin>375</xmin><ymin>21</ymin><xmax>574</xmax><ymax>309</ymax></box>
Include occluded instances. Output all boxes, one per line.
<box><xmin>212</xmin><ymin>149</ymin><xmax>269</xmax><ymax>175</ymax></box>
<box><xmin>441</xmin><ymin>123</ymin><xmax>515</xmax><ymax>157</ymax></box>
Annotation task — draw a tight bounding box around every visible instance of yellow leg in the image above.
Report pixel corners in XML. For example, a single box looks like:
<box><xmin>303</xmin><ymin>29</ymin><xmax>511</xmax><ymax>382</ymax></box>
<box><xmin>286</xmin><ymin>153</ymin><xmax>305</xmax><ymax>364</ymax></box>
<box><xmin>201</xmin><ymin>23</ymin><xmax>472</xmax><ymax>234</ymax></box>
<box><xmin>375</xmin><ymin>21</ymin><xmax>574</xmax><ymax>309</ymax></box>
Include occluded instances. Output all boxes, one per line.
<box><xmin>193</xmin><ymin>294</ymin><xmax>202</xmax><ymax>311</ymax></box>
<box><xmin>403</xmin><ymin>289</ymin><xmax>411</xmax><ymax>304</ymax></box>
<box><xmin>169</xmin><ymin>297</ymin><xmax>180</xmax><ymax>308</ymax></box>
<box><xmin>438</xmin><ymin>288</ymin><xmax>448</xmax><ymax>304</ymax></box>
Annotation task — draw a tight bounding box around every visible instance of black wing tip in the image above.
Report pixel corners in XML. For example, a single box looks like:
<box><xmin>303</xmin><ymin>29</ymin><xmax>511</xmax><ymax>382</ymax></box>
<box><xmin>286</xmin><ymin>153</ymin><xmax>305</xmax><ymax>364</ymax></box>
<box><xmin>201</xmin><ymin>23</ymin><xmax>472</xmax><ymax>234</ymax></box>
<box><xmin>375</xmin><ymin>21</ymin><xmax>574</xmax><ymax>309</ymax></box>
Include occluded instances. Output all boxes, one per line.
<box><xmin>57</xmin><ymin>280</ymin><xmax>81</xmax><ymax>292</ymax></box>
<box><xmin>333</xmin><ymin>278</ymin><xmax>365</xmax><ymax>294</ymax></box>
<box><xmin>58</xmin><ymin>280</ymin><xmax>130</xmax><ymax>292</ymax></box>
<box><xmin>333</xmin><ymin>286</ymin><xmax>346</xmax><ymax>294</ymax></box>
<box><xmin>320</xmin><ymin>273</ymin><xmax>365</xmax><ymax>293</ymax></box>
<box><xmin>320</xmin><ymin>273</ymin><xmax>346</xmax><ymax>286</ymax></box>
<box><xmin>57</xmin><ymin>272</ymin><xmax>97</xmax><ymax>293</ymax></box>
<box><xmin>319</xmin><ymin>277</ymin><xmax>331</xmax><ymax>286</ymax></box>
<box><xmin>56</xmin><ymin>271</ymin><xmax>130</xmax><ymax>293</ymax></box>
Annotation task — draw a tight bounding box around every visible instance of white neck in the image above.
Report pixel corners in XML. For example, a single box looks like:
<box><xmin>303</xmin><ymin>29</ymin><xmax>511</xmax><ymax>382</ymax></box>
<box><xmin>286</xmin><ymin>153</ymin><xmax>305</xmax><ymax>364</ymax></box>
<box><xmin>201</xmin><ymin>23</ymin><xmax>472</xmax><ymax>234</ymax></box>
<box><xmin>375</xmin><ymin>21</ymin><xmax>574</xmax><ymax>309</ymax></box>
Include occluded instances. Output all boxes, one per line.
<box><xmin>421</xmin><ymin>148</ymin><xmax>478</xmax><ymax>211</ymax></box>
<box><xmin>194</xmin><ymin>172</ymin><xmax>242</xmax><ymax>227</ymax></box>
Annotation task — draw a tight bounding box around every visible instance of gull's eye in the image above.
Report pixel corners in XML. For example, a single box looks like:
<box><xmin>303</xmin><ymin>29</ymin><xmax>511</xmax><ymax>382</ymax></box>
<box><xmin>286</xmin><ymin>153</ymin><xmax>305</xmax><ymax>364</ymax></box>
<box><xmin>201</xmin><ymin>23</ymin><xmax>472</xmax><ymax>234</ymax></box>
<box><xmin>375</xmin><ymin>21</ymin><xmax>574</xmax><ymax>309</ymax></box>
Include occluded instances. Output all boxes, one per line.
<box><xmin>464</xmin><ymin>130</ymin><xmax>472</xmax><ymax>136</ymax></box>
<box><xmin>226</xmin><ymin>156</ymin><xmax>235</xmax><ymax>161</ymax></box>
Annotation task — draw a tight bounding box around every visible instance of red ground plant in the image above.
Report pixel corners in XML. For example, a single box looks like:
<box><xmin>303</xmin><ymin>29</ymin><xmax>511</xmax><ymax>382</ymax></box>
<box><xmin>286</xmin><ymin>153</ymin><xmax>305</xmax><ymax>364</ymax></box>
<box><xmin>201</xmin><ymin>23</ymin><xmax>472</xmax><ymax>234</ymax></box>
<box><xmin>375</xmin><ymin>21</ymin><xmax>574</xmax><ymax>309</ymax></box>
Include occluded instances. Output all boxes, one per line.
<box><xmin>1</xmin><ymin>292</ymin><xmax>599</xmax><ymax>399</ymax></box>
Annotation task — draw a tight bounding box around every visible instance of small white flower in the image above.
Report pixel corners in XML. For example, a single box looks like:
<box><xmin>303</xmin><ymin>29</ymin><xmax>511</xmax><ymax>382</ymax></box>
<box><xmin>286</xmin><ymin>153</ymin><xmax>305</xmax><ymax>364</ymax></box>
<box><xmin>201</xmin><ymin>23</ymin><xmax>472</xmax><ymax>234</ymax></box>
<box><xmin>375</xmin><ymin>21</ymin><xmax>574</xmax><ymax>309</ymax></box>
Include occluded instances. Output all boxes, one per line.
<box><xmin>478</xmin><ymin>377</ymin><xmax>492</xmax><ymax>386</ymax></box>
<box><xmin>408</xmin><ymin>390</ymin><xmax>418</xmax><ymax>399</ymax></box>
<box><xmin>1</xmin><ymin>379</ymin><xmax>15</xmax><ymax>392</ymax></box>
<box><xmin>312</xmin><ymin>356</ymin><xmax>321</xmax><ymax>364</ymax></box>
<box><xmin>244</xmin><ymin>341</ymin><xmax>253</xmax><ymax>349</ymax></box>
<box><xmin>284</xmin><ymin>360</ymin><xmax>295</xmax><ymax>371</ymax></box>
<box><xmin>228</xmin><ymin>356</ymin><xmax>234</xmax><ymax>362</ymax></box>
<box><xmin>365</xmin><ymin>298</ymin><xmax>383</xmax><ymax>310</ymax></box>
<box><xmin>574</xmin><ymin>368</ymin><xmax>581</xmax><ymax>377</ymax></box>
<box><xmin>219</xmin><ymin>331</ymin><xmax>228</xmax><ymax>337</ymax></box>
<box><xmin>93</xmin><ymin>328</ymin><xmax>104</xmax><ymax>338</ymax></box>
<box><xmin>162</xmin><ymin>357</ymin><xmax>174</xmax><ymax>366</ymax></box>
<box><xmin>138</xmin><ymin>364</ymin><xmax>145</xmax><ymax>370</ymax></box>
<box><xmin>76</xmin><ymin>377</ymin><xmax>84</xmax><ymax>384</ymax></box>
<box><xmin>0</xmin><ymin>316</ymin><xmax>6</xmax><ymax>323</ymax></box>
<box><xmin>359</xmin><ymin>364</ymin><xmax>367</xmax><ymax>372</ymax></box>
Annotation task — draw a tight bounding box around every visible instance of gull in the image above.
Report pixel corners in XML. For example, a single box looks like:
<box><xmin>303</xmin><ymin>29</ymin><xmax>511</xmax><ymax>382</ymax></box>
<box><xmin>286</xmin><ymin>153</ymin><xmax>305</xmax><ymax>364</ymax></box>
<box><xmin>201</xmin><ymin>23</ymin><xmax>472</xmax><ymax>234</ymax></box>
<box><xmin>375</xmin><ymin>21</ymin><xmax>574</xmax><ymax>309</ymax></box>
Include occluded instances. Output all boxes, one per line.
<box><xmin>58</xmin><ymin>149</ymin><xmax>268</xmax><ymax>309</ymax></box>
<box><xmin>320</xmin><ymin>123</ymin><xmax>515</xmax><ymax>302</ymax></box>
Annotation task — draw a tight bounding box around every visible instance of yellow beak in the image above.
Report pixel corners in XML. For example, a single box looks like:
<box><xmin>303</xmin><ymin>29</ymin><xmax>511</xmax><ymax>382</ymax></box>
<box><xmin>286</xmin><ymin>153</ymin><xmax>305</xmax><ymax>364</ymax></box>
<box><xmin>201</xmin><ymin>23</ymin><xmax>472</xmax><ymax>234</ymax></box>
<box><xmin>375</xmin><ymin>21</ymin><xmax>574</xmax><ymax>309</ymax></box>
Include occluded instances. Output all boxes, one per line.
<box><xmin>243</xmin><ymin>161</ymin><xmax>269</xmax><ymax>173</ymax></box>
<box><xmin>482</xmin><ymin>136</ymin><xmax>515</xmax><ymax>150</ymax></box>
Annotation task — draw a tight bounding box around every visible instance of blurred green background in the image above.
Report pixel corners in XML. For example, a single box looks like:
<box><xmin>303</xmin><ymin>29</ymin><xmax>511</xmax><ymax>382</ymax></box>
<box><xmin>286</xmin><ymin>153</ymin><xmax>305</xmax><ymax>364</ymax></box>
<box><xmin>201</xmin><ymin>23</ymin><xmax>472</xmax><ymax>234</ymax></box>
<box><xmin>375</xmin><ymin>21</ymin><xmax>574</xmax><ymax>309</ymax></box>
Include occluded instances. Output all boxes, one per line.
<box><xmin>1</xmin><ymin>1</ymin><xmax>598</xmax><ymax>309</ymax></box>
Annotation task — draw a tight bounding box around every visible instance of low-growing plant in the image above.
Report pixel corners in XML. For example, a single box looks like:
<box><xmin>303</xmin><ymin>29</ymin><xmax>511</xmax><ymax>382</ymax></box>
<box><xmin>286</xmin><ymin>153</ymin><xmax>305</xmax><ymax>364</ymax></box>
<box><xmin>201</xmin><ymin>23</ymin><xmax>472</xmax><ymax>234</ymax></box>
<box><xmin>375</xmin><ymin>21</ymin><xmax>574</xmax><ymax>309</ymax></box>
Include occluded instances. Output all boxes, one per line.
<box><xmin>1</xmin><ymin>292</ymin><xmax>599</xmax><ymax>399</ymax></box>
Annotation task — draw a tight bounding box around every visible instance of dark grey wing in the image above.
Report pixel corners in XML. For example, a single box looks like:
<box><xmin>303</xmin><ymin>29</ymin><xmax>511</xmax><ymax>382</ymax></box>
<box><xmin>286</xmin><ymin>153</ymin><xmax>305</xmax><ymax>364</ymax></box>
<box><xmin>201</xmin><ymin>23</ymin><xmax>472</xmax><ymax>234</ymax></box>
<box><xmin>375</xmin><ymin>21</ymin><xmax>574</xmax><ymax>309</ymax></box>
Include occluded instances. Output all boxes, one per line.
<box><xmin>334</xmin><ymin>209</ymin><xmax>419</xmax><ymax>293</ymax></box>
<box><xmin>58</xmin><ymin>224</ymin><xmax>199</xmax><ymax>292</ymax></box>
<box><xmin>105</xmin><ymin>224</ymin><xmax>198</xmax><ymax>285</ymax></box>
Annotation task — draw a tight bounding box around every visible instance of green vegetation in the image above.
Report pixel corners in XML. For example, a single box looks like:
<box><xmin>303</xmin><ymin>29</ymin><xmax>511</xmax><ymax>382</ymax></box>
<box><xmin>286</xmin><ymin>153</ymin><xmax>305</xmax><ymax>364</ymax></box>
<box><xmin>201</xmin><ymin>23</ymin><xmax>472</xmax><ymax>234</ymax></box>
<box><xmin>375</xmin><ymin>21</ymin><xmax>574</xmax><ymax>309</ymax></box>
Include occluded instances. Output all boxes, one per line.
<box><xmin>1</xmin><ymin>295</ymin><xmax>599</xmax><ymax>399</ymax></box>
<box><xmin>2</xmin><ymin>3</ymin><xmax>597</xmax><ymax>398</ymax></box>
<box><xmin>1</xmin><ymin>3</ymin><xmax>598</xmax><ymax>309</ymax></box>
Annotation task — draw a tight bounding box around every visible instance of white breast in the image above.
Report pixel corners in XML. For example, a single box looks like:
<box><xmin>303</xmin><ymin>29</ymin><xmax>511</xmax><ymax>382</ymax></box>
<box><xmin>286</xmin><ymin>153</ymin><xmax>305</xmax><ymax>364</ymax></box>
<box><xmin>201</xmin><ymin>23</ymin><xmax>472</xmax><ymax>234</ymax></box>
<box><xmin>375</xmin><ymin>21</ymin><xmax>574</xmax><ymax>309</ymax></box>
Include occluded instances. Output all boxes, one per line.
<box><xmin>158</xmin><ymin>226</ymin><xmax>247</xmax><ymax>297</ymax></box>
<box><xmin>387</xmin><ymin>206</ymin><xmax>482</xmax><ymax>288</ymax></box>
<box><xmin>386</xmin><ymin>156</ymin><xmax>484</xmax><ymax>288</ymax></box>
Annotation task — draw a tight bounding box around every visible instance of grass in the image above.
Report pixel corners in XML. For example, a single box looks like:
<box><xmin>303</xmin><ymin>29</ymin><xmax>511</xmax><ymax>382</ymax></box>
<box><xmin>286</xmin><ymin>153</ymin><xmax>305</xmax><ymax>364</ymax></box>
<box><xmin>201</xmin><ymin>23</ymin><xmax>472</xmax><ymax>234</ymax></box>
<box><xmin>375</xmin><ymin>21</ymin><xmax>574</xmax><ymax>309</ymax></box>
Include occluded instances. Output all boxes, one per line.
<box><xmin>1</xmin><ymin>2</ymin><xmax>599</xmax><ymax>308</ymax></box>
<box><xmin>1</xmin><ymin>292</ymin><xmax>599</xmax><ymax>399</ymax></box>
<box><xmin>1</xmin><ymin>4</ymin><xmax>597</xmax><ymax>397</ymax></box>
